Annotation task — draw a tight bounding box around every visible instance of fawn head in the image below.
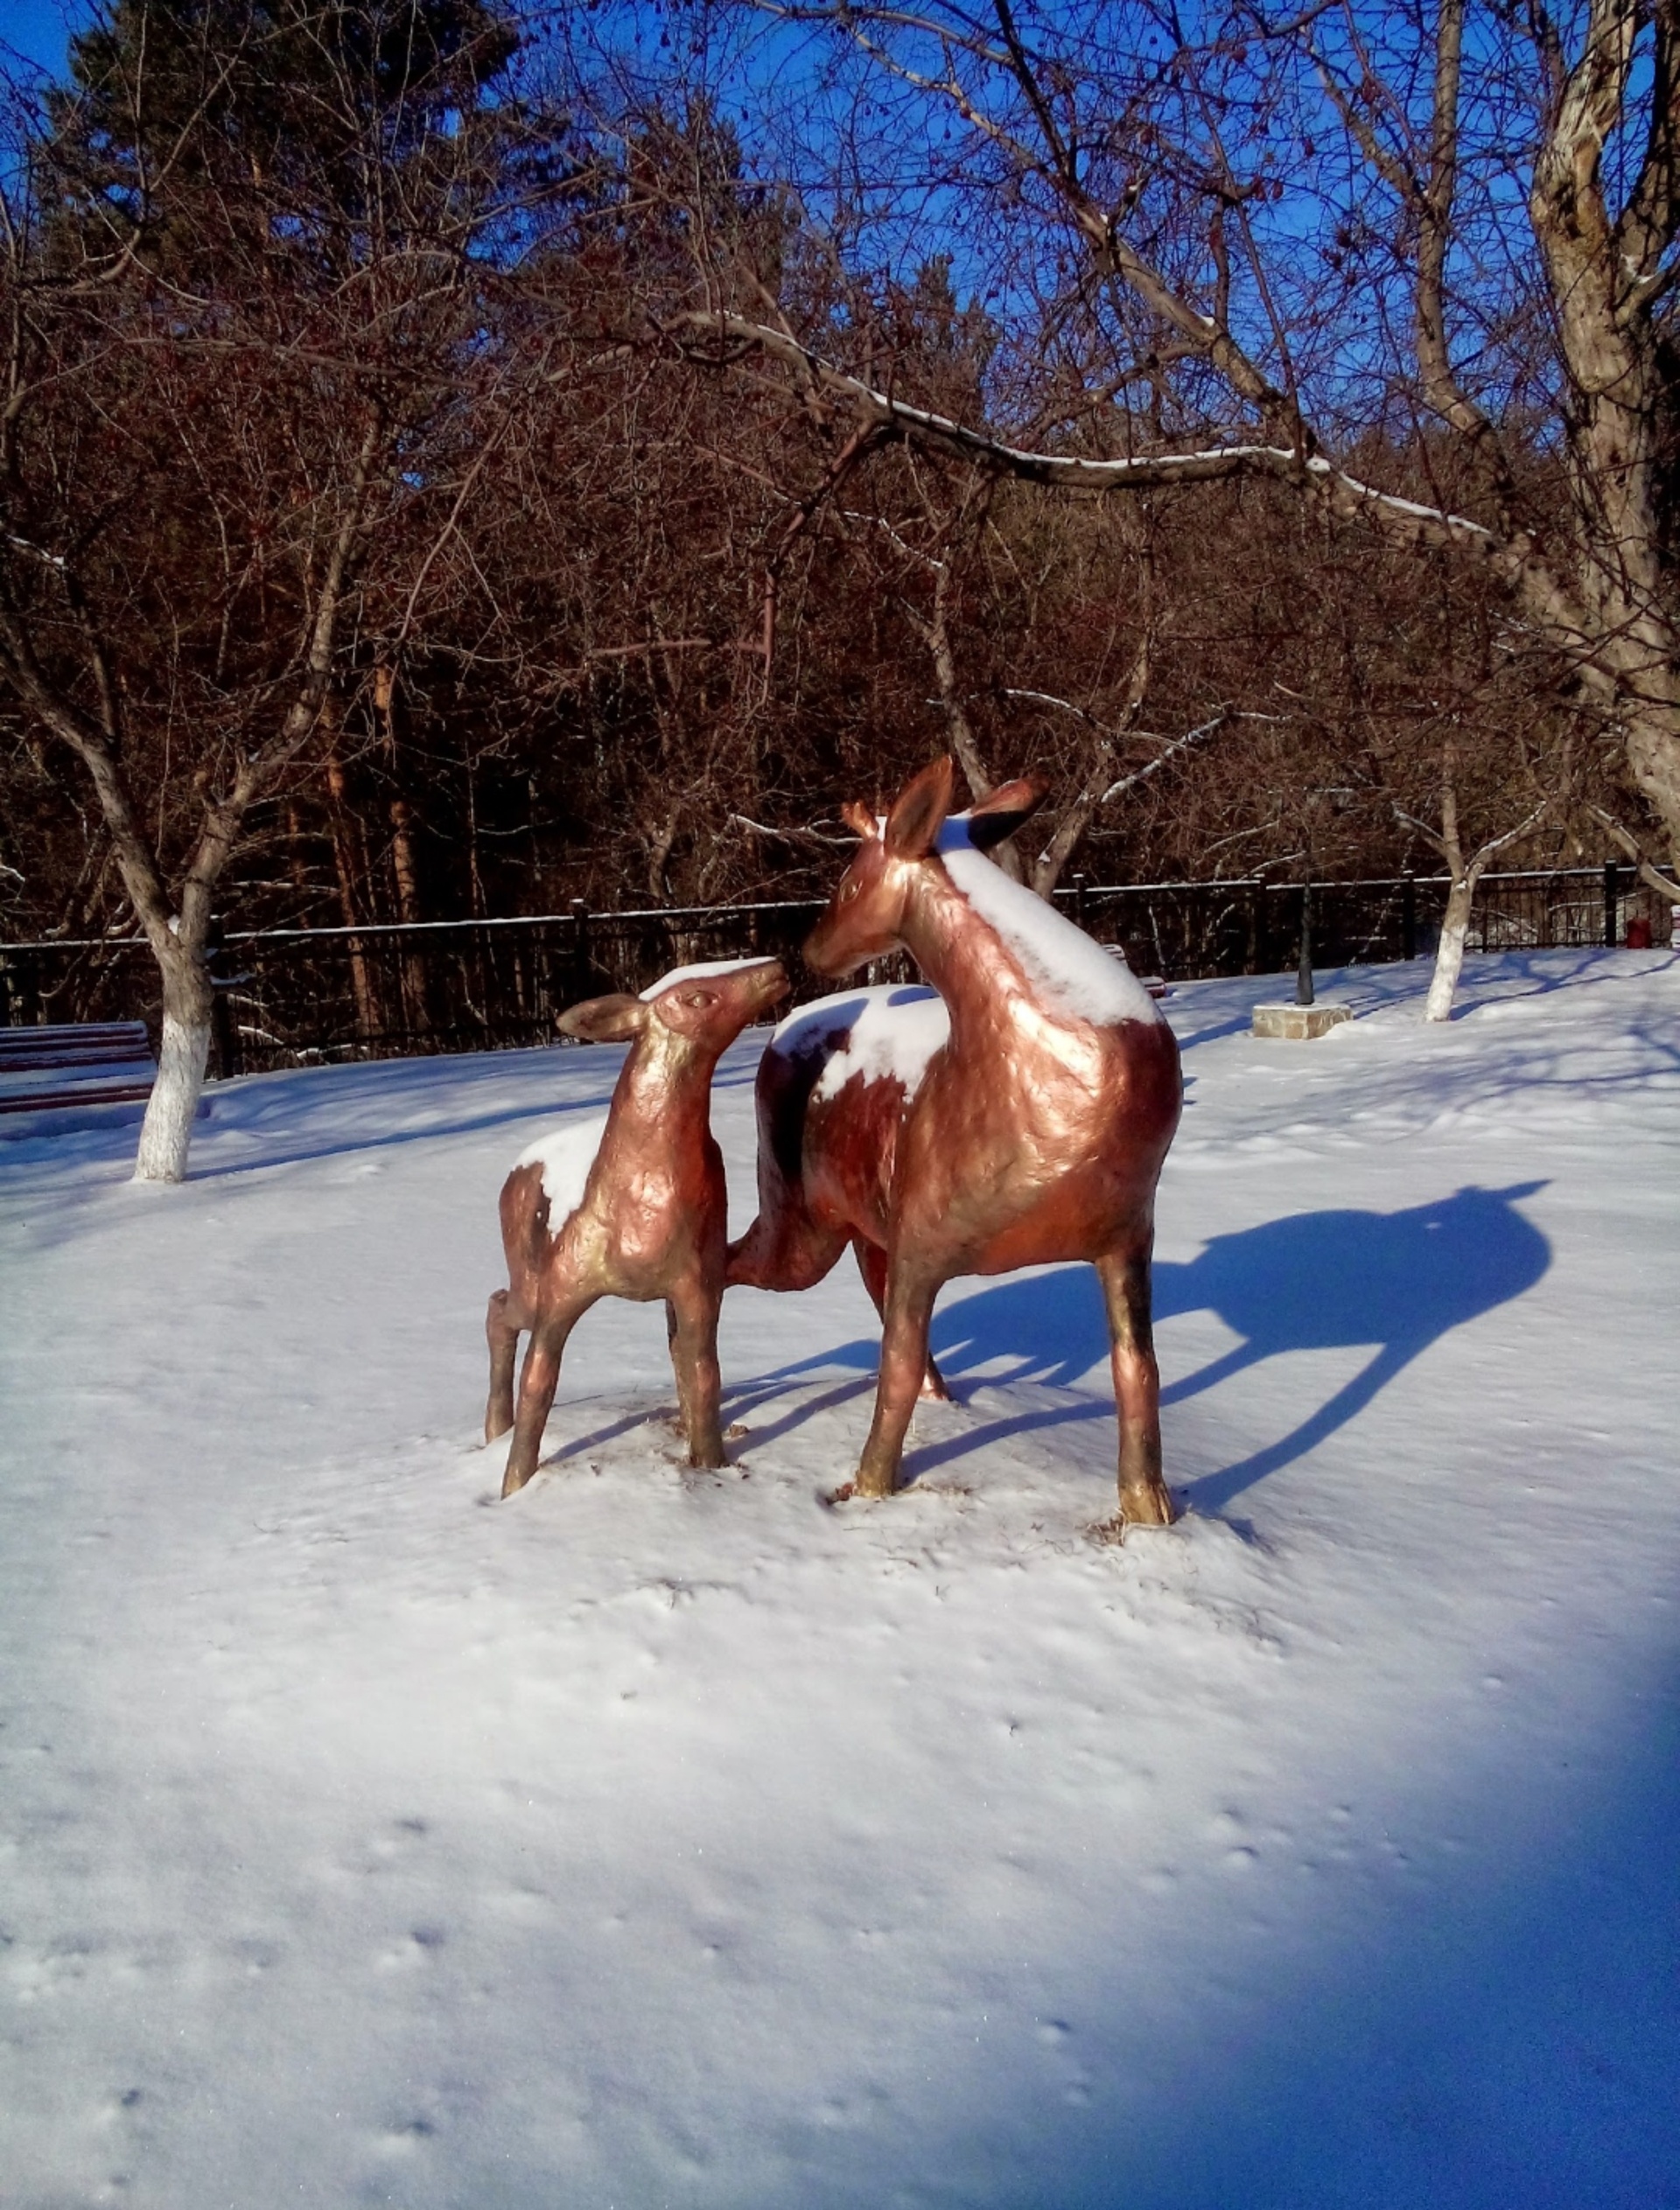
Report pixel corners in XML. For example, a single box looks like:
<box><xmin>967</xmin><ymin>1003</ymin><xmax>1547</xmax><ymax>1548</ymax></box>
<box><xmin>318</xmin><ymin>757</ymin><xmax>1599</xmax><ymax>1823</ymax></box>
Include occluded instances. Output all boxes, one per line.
<box><xmin>804</xmin><ymin>758</ymin><xmax>1046</xmax><ymax>977</ymax></box>
<box><xmin>558</xmin><ymin>957</ymin><xmax>788</xmax><ymax>1055</ymax></box>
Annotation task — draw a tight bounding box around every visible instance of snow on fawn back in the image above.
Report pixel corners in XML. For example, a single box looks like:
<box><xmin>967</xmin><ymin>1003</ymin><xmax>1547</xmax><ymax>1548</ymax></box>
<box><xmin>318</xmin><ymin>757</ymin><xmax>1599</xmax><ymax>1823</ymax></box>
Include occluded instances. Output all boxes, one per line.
<box><xmin>486</xmin><ymin>956</ymin><xmax>788</xmax><ymax>1498</ymax></box>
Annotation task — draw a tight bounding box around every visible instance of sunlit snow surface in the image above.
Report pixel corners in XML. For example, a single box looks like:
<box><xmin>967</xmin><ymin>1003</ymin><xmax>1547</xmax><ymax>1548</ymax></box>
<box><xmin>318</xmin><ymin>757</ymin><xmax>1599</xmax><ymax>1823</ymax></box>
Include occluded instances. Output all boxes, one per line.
<box><xmin>3</xmin><ymin>949</ymin><xmax>1678</xmax><ymax>2208</ymax></box>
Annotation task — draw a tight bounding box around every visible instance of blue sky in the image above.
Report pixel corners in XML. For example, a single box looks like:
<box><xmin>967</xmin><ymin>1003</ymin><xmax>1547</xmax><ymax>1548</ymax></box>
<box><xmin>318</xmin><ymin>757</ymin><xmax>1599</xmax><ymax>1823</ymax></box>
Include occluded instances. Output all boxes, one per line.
<box><xmin>3</xmin><ymin>0</ymin><xmax>92</xmax><ymax>80</ymax></box>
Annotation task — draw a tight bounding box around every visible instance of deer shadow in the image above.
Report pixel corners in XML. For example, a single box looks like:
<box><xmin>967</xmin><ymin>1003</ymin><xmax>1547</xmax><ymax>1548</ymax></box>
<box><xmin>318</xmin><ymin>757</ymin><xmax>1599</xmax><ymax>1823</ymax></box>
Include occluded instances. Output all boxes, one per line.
<box><xmin>743</xmin><ymin>1183</ymin><xmax>1550</xmax><ymax>1509</ymax></box>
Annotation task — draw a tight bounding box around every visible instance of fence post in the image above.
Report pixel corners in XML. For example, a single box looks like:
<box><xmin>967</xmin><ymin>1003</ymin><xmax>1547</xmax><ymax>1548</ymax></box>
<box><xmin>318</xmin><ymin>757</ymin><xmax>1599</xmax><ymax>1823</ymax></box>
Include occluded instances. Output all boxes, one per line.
<box><xmin>1603</xmin><ymin>860</ymin><xmax>1619</xmax><ymax>947</ymax></box>
<box><xmin>1402</xmin><ymin>871</ymin><xmax>1417</xmax><ymax>961</ymax></box>
<box><xmin>1074</xmin><ymin>871</ymin><xmax>1088</xmax><ymax>933</ymax></box>
<box><xmin>1296</xmin><ymin>880</ymin><xmax>1316</xmax><ymax>1005</ymax></box>
<box><xmin>14</xmin><ymin>948</ymin><xmax>40</xmax><ymax>1025</ymax></box>
<box><xmin>205</xmin><ymin>917</ymin><xmax>238</xmax><ymax>1080</ymax></box>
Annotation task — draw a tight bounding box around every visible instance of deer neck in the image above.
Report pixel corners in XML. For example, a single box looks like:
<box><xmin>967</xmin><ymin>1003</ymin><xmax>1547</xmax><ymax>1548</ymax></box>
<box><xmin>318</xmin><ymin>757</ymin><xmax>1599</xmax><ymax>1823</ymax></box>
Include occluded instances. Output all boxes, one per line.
<box><xmin>605</xmin><ymin>1033</ymin><xmax>717</xmax><ymax>1147</ymax></box>
<box><xmin>898</xmin><ymin>863</ymin><xmax>1042</xmax><ymax>1052</ymax></box>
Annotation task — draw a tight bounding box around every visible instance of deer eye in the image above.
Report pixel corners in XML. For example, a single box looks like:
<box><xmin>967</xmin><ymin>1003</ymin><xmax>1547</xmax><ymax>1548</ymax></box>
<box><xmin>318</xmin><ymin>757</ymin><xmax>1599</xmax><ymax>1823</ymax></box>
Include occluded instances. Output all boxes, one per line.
<box><xmin>839</xmin><ymin>879</ymin><xmax>860</xmax><ymax>903</ymax></box>
<box><xmin>686</xmin><ymin>990</ymin><xmax>717</xmax><ymax>1009</ymax></box>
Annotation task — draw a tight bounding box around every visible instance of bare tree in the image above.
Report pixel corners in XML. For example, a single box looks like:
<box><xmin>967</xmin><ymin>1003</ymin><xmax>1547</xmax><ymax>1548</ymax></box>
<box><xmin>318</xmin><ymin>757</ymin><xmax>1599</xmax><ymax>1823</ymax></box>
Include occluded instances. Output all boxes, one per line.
<box><xmin>1397</xmin><ymin>731</ymin><xmax>1550</xmax><ymax>1018</ymax></box>
<box><xmin>649</xmin><ymin>0</ymin><xmax>1680</xmax><ymax>869</ymax></box>
<box><xmin>0</xmin><ymin>0</ymin><xmax>567</xmax><ymax>1174</ymax></box>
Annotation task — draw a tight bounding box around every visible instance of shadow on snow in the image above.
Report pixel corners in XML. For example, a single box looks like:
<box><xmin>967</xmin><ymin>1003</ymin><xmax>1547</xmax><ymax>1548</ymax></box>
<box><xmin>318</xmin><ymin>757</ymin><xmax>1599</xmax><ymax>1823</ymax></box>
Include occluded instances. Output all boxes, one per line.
<box><xmin>735</xmin><ymin>1183</ymin><xmax>1551</xmax><ymax>1508</ymax></box>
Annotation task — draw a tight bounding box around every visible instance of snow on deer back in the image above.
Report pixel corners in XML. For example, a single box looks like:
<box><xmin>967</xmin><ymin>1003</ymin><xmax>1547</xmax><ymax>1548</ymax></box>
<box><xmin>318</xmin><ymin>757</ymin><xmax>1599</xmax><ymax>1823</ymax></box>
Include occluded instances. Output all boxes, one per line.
<box><xmin>487</xmin><ymin>955</ymin><xmax>788</xmax><ymax>1498</ymax></box>
<box><xmin>726</xmin><ymin>983</ymin><xmax>949</xmax><ymax>1299</ymax></box>
<box><xmin>933</xmin><ymin>816</ymin><xmax>1163</xmax><ymax>1029</ymax></box>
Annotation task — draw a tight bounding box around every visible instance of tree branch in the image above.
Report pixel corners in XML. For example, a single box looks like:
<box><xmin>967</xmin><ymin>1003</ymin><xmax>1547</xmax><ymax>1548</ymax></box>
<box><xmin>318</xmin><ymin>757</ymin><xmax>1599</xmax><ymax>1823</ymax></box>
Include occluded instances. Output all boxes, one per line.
<box><xmin>178</xmin><ymin>409</ymin><xmax>386</xmax><ymax>946</ymax></box>
<box><xmin>1586</xmin><ymin>801</ymin><xmax>1680</xmax><ymax>898</ymax></box>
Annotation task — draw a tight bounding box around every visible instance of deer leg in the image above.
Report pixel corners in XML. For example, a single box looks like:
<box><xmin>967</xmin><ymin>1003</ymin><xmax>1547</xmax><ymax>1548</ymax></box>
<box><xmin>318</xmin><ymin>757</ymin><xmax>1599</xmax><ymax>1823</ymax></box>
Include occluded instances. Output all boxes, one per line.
<box><xmin>666</xmin><ymin>1272</ymin><xmax>725</xmax><ymax>1470</ymax></box>
<box><xmin>854</xmin><ymin>1261</ymin><xmax>941</xmax><ymax>1499</ymax></box>
<box><xmin>1096</xmin><ymin>1244</ymin><xmax>1175</xmax><ymax>1528</ymax></box>
<box><xmin>501</xmin><ymin>1296</ymin><xmax>592</xmax><ymax>1500</ymax></box>
<box><xmin>853</xmin><ymin>1236</ymin><xmax>949</xmax><ymax>1402</ymax></box>
<box><xmin>485</xmin><ymin>1286</ymin><xmax>528</xmax><ymax>1444</ymax></box>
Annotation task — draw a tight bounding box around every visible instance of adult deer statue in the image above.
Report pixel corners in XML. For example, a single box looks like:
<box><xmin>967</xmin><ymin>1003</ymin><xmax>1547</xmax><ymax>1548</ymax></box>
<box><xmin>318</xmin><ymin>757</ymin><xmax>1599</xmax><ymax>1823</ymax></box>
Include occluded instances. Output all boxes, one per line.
<box><xmin>728</xmin><ymin>759</ymin><xmax>1181</xmax><ymax>1526</ymax></box>
<box><xmin>488</xmin><ymin>956</ymin><xmax>788</xmax><ymax>1498</ymax></box>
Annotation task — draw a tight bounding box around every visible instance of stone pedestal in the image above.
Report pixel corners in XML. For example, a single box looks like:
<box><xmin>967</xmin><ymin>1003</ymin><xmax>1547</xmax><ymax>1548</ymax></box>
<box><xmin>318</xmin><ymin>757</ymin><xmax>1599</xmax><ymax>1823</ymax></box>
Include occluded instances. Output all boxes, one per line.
<box><xmin>1251</xmin><ymin>1003</ymin><xmax>1353</xmax><ymax>1040</ymax></box>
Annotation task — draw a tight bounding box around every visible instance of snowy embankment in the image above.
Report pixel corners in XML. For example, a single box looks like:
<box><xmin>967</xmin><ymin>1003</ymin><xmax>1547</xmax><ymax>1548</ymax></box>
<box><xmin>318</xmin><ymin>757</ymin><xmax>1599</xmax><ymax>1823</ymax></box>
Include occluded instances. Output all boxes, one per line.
<box><xmin>2</xmin><ymin>949</ymin><xmax>1677</xmax><ymax>2209</ymax></box>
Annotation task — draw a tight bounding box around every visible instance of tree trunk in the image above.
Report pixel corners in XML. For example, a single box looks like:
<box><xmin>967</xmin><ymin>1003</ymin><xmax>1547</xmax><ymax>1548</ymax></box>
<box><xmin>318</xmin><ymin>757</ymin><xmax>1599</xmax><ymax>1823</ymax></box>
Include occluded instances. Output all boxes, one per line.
<box><xmin>133</xmin><ymin>942</ymin><xmax>213</xmax><ymax>1182</ymax></box>
<box><xmin>1621</xmin><ymin>689</ymin><xmax>1680</xmax><ymax>872</ymax></box>
<box><xmin>1425</xmin><ymin>875</ymin><xmax>1475</xmax><ymax>1023</ymax></box>
<box><xmin>325</xmin><ymin>740</ymin><xmax>378</xmax><ymax>1041</ymax></box>
<box><xmin>1525</xmin><ymin>0</ymin><xmax>1680</xmax><ymax>871</ymax></box>
<box><xmin>389</xmin><ymin>794</ymin><xmax>430</xmax><ymax>1033</ymax></box>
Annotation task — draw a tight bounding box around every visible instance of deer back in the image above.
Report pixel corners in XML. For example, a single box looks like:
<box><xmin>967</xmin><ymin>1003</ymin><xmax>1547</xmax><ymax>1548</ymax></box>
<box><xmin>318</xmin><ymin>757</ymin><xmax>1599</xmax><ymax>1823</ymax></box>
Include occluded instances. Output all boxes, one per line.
<box><xmin>746</xmin><ymin>985</ymin><xmax>949</xmax><ymax>1255</ymax></box>
<box><xmin>803</xmin><ymin>761</ymin><xmax>1180</xmax><ymax>1270</ymax></box>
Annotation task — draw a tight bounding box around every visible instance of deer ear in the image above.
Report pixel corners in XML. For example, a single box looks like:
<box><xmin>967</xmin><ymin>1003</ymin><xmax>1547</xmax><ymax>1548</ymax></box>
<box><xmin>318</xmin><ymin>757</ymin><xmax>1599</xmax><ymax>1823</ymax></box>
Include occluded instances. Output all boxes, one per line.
<box><xmin>884</xmin><ymin>756</ymin><xmax>955</xmax><ymax>858</ymax></box>
<box><xmin>556</xmin><ymin>993</ymin><xmax>647</xmax><ymax>1043</ymax></box>
<box><xmin>963</xmin><ymin>776</ymin><xmax>1048</xmax><ymax>851</ymax></box>
<box><xmin>840</xmin><ymin>799</ymin><xmax>878</xmax><ymax>839</ymax></box>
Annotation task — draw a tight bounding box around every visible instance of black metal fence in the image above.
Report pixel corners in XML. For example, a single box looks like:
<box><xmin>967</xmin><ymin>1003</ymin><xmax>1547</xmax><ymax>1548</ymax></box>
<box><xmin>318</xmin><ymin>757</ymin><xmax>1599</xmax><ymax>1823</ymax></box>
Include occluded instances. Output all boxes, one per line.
<box><xmin>2</xmin><ymin>863</ymin><xmax>1671</xmax><ymax>1075</ymax></box>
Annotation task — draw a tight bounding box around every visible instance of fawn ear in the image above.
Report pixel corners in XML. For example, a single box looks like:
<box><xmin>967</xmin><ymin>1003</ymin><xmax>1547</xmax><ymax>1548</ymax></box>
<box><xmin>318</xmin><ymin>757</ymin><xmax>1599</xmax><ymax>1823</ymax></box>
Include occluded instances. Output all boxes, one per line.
<box><xmin>557</xmin><ymin>993</ymin><xmax>647</xmax><ymax>1043</ymax></box>
<box><xmin>841</xmin><ymin>799</ymin><xmax>878</xmax><ymax>839</ymax></box>
<box><xmin>884</xmin><ymin>756</ymin><xmax>955</xmax><ymax>858</ymax></box>
<box><xmin>963</xmin><ymin>776</ymin><xmax>1048</xmax><ymax>851</ymax></box>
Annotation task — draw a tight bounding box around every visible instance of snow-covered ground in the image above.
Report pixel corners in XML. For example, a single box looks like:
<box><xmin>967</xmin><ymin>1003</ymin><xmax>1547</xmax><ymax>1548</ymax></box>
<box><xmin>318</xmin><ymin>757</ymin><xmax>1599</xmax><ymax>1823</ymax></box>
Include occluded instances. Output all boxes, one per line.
<box><xmin>3</xmin><ymin>948</ymin><xmax>1677</xmax><ymax>2209</ymax></box>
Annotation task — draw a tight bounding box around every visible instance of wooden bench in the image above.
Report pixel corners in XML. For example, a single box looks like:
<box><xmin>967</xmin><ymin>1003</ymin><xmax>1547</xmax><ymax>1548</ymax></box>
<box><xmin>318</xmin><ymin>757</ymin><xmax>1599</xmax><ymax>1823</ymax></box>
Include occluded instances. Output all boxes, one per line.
<box><xmin>0</xmin><ymin>1021</ymin><xmax>157</xmax><ymax>1116</ymax></box>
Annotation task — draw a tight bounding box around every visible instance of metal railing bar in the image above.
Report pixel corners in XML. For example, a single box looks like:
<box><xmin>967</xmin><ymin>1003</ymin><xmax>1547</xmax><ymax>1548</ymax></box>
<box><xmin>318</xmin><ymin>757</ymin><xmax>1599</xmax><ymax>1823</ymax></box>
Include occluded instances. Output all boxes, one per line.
<box><xmin>0</xmin><ymin>864</ymin><xmax>1642</xmax><ymax>958</ymax></box>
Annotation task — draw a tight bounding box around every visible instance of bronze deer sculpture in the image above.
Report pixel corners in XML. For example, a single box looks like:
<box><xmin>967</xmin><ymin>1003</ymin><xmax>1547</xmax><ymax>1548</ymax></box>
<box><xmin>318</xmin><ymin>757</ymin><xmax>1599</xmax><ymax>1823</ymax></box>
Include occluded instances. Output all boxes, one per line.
<box><xmin>727</xmin><ymin>760</ymin><xmax>1181</xmax><ymax>1525</ymax></box>
<box><xmin>488</xmin><ymin>956</ymin><xmax>788</xmax><ymax>1498</ymax></box>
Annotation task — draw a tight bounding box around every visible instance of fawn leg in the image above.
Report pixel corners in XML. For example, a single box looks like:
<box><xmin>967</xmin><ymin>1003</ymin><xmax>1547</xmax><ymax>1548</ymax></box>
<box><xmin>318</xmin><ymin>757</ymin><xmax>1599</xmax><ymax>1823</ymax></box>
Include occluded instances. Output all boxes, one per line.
<box><xmin>666</xmin><ymin>1272</ymin><xmax>725</xmax><ymax>1469</ymax></box>
<box><xmin>485</xmin><ymin>1287</ymin><xmax>528</xmax><ymax>1443</ymax></box>
<box><xmin>1096</xmin><ymin>1244</ymin><xmax>1175</xmax><ymax>1527</ymax></box>
<box><xmin>853</xmin><ymin>1237</ymin><xmax>949</xmax><ymax>1402</ymax></box>
<box><xmin>662</xmin><ymin>1297</ymin><xmax>696</xmax><ymax>1446</ymax></box>
<box><xmin>854</xmin><ymin>1259</ymin><xmax>941</xmax><ymax>1499</ymax></box>
<box><xmin>501</xmin><ymin>1297</ymin><xmax>592</xmax><ymax>1499</ymax></box>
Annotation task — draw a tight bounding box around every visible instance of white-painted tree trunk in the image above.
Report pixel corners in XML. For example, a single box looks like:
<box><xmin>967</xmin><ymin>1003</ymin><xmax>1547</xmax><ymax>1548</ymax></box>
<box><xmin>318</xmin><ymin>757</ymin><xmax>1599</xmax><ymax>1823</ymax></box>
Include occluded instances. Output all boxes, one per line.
<box><xmin>133</xmin><ymin>1011</ymin><xmax>210</xmax><ymax>1184</ymax></box>
<box><xmin>1424</xmin><ymin>877</ymin><xmax>1475</xmax><ymax>1022</ymax></box>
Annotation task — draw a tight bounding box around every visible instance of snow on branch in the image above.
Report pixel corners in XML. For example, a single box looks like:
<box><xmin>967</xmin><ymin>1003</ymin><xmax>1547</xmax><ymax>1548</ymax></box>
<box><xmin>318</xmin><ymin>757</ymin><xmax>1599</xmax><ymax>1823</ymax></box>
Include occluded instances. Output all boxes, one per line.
<box><xmin>660</xmin><ymin>311</ymin><xmax>1516</xmax><ymax>563</ymax></box>
<box><xmin>1003</xmin><ymin>688</ymin><xmax>1126</xmax><ymax>741</ymax></box>
<box><xmin>1098</xmin><ymin>710</ymin><xmax>1236</xmax><ymax>804</ymax></box>
<box><xmin>726</xmin><ymin>813</ymin><xmax>856</xmax><ymax>846</ymax></box>
<box><xmin>4</xmin><ymin>530</ymin><xmax>66</xmax><ymax>571</ymax></box>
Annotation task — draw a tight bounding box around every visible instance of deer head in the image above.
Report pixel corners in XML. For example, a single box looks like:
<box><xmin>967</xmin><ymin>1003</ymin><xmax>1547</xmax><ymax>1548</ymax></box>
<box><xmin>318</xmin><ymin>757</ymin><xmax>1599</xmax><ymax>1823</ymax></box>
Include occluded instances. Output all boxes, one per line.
<box><xmin>804</xmin><ymin>758</ymin><xmax>1046</xmax><ymax>977</ymax></box>
<box><xmin>557</xmin><ymin>957</ymin><xmax>788</xmax><ymax>1052</ymax></box>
